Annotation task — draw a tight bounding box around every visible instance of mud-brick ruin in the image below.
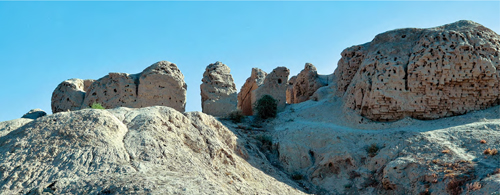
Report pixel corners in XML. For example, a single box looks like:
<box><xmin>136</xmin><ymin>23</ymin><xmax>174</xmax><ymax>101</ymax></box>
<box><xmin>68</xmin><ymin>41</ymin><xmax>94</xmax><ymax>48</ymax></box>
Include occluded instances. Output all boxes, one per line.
<box><xmin>51</xmin><ymin>20</ymin><xmax>500</xmax><ymax>122</ymax></box>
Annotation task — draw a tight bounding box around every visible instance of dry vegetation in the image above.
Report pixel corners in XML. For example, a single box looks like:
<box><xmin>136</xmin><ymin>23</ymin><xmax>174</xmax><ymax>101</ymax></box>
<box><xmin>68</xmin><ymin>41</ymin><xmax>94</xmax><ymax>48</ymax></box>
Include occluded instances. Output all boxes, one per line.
<box><xmin>465</xmin><ymin>181</ymin><xmax>482</xmax><ymax>192</ymax></box>
<box><xmin>483</xmin><ymin>148</ymin><xmax>498</xmax><ymax>155</ymax></box>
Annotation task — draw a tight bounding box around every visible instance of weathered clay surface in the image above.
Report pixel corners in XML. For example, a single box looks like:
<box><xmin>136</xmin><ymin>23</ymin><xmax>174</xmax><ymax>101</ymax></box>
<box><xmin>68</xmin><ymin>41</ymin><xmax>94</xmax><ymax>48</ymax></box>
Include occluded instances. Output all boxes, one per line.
<box><xmin>51</xmin><ymin>78</ymin><xmax>94</xmax><ymax>113</ymax></box>
<box><xmin>0</xmin><ymin>107</ymin><xmax>305</xmax><ymax>194</ymax></box>
<box><xmin>333</xmin><ymin>20</ymin><xmax>500</xmax><ymax>121</ymax></box>
<box><xmin>21</xmin><ymin>108</ymin><xmax>46</xmax><ymax>120</ymax></box>
<box><xmin>286</xmin><ymin>76</ymin><xmax>297</xmax><ymax>104</ymax></box>
<box><xmin>52</xmin><ymin>61</ymin><xmax>187</xmax><ymax>113</ymax></box>
<box><xmin>288</xmin><ymin>63</ymin><xmax>328</xmax><ymax>104</ymax></box>
<box><xmin>272</xmin><ymin>96</ymin><xmax>500</xmax><ymax>195</ymax></box>
<box><xmin>137</xmin><ymin>61</ymin><xmax>187</xmax><ymax>112</ymax></box>
<box><xmin>0</xmin><ymin>118</ymin><xmax>32</xmax><ymax>137</ymax></box>
<box><xmin>200</xmin><ymin>62</ymin><xmax>238</xmax><ymax>117</ymax></box>
<box><xmin>237</xmin><ymin>68</ymin><xmax>267</xmax><ymax>116</ymax></box>
<box><xmin>253</xmin><ymin>67</ymin><xmax>290</xmax><ymax>112</ymax></box>
<box><xmin>83</xmin><ymin>73</ymin><xmax>139</xmax><ymax>109</ymax></box>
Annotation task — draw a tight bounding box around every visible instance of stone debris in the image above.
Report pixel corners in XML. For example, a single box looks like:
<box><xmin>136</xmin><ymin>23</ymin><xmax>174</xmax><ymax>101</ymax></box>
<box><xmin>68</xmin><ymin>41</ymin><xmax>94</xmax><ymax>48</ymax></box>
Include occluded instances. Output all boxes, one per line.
<box><xmin>200</xmin><ymin>61</ymin><xmax>238</xmax><ymax>117</ymax></box>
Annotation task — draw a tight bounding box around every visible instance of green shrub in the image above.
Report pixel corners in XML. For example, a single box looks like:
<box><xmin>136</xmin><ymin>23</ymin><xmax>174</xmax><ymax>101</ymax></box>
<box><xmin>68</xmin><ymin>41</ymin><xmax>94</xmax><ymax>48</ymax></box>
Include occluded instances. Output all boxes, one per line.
<box><xmin>228</xmin><ymin>110</ymin><xmax>245</xmax><ymax>123</ymax></box>
<box><xmin>254</xmin><ymin>95</ymin><xmax>277</xmax><ymax>119</ymax></box>
<box><xmin>91</xmin><ymin>102</ymin><xmax>105</xmax><ymax>109</ymax></box>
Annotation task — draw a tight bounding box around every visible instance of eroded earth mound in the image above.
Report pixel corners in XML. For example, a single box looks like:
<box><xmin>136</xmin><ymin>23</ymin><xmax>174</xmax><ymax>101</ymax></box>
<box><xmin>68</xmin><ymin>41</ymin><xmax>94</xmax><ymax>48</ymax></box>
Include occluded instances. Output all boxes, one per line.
<box><xmin>0</xmin><ymin>107</ymin><xmax>304</xmax><ymax>194</ymax></box>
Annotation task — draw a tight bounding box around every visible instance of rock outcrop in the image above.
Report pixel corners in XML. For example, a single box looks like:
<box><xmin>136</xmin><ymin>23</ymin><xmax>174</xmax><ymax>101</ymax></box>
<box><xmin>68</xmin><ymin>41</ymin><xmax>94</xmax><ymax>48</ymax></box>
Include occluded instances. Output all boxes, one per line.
<box><xmin>333</xmin><ymin>20</ymin><xmax>500</xmax><ymax>121</ymax></box>
<box><xmin>0</xmin><ymin>107</ymin><xmax>305</xmax><ymax>194</ymax></box>
<box><xmin>52</xmin><ymin>61</ymin><xmax>187</xmax><ymax>113</ymax></box>
<box><xmin>21</xmin><ymin>108</ymin><xmax>46</xmax><ymax>119</ymax></box>
<box><xmin>200</xmin><ymin>62</ymin><xmax>238</xmax><ymax>117</ymax></box>
<box><xmin>287</xmin><ymin>63</ymin><xmax>328</xmax><ymax>104</ymax></box>
<box><xmin>253</xmin><ymin>67</ymin><xmax>290</xmax><ymax>112</ymax></box>
<box><xmin>237</xmin><ymin>68</ymin><xmax>267</xmax><ymax>116</ymax></box>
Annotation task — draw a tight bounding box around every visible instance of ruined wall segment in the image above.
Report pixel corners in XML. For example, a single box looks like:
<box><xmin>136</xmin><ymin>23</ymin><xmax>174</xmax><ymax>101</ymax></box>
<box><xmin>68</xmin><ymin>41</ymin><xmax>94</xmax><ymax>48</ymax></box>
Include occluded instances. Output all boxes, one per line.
<box><xmin>253</xmin><ymin>67</ymin><xmax>290</xmax><ymax>113</ymax></box>
<box><xmin>200</xmin><ymin>61</ymin><xmax>238</xmax><ymax>117</ymax></box>
<box><xmin>289</xmin><ymin>63</ymin><xmax>328</xmax><ymax>104</ymax></box>
<box><xmin>137</xmin><ymin>61</ymin><xmax>187</xmax><ymax>112</ymax></box>
<box><xmin>51</xmin><ymin>78</ymin><xmax>95</xmax><ymax>113</ymax></box>
<box><xmin>83</xmin><ymin>73</ymin><xmax>139</xmax><ymax>109</ymax></box>
<box><xmin>333</xmin><ymin>20</ymin><xmax>500</xmax><ymax>121</ymax></box>
<box><xmin>237</xmin><ymin>68</ymin><xmax>267</xmax><ymax>116</ymax></box>
<box><xmin>52</xmin><ymin>61</ymin><xmax>187</xmax><ymax>113</ymax></box>
<box><xmin>286</xmin><ymin>76</ymin><xmax>297</xmax><ymax>104</ymax></box>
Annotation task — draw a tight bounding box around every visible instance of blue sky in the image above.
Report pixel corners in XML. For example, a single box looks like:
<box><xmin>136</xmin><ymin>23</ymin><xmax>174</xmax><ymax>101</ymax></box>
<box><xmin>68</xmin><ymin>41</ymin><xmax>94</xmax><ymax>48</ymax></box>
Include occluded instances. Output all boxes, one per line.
<box><xmin>0</xmin><ymin>1</ymin><xmax>499</xmax><ymax>122</ymax></box>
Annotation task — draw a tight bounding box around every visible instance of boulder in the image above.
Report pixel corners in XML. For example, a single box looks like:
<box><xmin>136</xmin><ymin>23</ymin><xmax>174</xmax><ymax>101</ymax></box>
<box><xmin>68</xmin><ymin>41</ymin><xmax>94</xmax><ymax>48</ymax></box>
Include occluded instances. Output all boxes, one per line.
<box><xmin>51</xmin><ymin>61</ymin><xmax>187</xmax><ymax>113</ymax></box>
<box><xmin>333</xmin><ymin>20</ymin><xmax>500</xmax><ymax>121</ymax></box>
<box><xmin>51</xmin><ymin>78</ymin><xmax>95</xmax><ymax>113</ymax></box>
<box><xmin>21</xmin><ymin>108</ymin><xmax>46</xmax><ymax>119</ymax></box>
<box><xmin>237</xmin><ymin>68</ymin><xmax>267</xmax><ymax>116</ymax></box>
<box><xmin>200</xmin><ymin>61</ymin><xmax>238</xmax><ymax>117</ymax></box>
<box><xmin>253</xmin><ymin>67</ymin><xmax>290</xmax><ymax>113</ymax></box>
<box><xmin>289</xmin><ymin>63</ymin><xmax>328</xmax><ymax>104</ymax></box>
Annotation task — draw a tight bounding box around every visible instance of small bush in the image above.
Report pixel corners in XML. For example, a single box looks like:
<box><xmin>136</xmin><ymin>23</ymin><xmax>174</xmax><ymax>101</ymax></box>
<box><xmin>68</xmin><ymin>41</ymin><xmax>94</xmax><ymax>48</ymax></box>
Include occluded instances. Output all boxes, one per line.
<box><xmin>480</xmin><ymin>139</ymin><xmax>487</xmax><ymax>144</ymax></box>
<box><xmin>254</xmin><ymin>95</ymin><xmax>277</xmax><ymax>119</ymax></box>
<box><xmin>91</xmin><ymin>102</ymin><xmax>105</xmax><ymax>109</ymax></box>
<box><xmin>367</xmin><ymin>144</ymin><xmax>379</xmax><ymax>157</ymax></box>
<box><xmin>228</xmin><ymin>110</ymin><xmax>245</xmax><ymax>123</ymax></box>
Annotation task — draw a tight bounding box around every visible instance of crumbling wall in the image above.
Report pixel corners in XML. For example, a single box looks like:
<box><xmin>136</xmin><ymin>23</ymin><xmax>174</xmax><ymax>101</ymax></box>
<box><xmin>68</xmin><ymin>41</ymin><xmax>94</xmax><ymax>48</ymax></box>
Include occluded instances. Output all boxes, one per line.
<box><xmin>334</xmin><ymin>20</ymin><xmax>500</xmax><ymax>121</ymax></box>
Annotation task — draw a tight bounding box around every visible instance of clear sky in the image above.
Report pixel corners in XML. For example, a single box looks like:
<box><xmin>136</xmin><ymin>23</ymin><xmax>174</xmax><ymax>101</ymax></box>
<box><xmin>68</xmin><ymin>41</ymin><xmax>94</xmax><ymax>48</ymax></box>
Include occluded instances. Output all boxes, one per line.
<box><xmin>0</xmin><ymin>1</ymin><xmax>499</xmax><ymax>122</ymax></box>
